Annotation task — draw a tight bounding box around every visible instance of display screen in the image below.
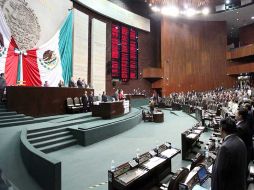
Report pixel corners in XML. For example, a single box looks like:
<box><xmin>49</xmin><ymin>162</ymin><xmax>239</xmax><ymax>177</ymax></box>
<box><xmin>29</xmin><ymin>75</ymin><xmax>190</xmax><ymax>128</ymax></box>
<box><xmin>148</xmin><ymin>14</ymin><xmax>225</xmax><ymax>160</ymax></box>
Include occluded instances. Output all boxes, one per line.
<box><xmin>197</xmin><ymin>166</ymin><xmax>208</xmax><ymax>184</ymax></box>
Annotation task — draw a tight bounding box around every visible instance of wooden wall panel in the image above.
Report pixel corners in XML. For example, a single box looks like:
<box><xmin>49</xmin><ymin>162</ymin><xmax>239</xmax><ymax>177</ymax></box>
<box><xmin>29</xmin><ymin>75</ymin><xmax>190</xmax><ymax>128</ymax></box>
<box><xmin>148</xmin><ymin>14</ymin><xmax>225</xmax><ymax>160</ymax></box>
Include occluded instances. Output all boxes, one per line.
<box><xmin>161</xmin><ymin>18</ymin><xmax>234</xmax><ymax>95</ymax></box>
<box><xmin>239</xmin><ymin>23</ymin><xmax>254</xmax><ymax>46</ymax></box>
<box><xmin>227</xmin><ymin>61</ymin><xmax>254</xmax><ymax>75</ymax></box>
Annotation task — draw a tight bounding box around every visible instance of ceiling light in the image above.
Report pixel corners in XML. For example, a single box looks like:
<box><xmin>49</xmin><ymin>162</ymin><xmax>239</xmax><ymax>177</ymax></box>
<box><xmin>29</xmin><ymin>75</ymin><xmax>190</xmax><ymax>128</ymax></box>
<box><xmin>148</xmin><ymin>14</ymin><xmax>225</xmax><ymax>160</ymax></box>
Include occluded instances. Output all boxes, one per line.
<box><xmin>237</xmin><ymin>18</ymin><xmax>239</xmax><ymax>21</ymax></box>
<box><xmin>225</xmin><ymin>0</ymin><xmax>230</xmax><ymax>4</ymax></box>
<box><xmin>161</xmin><ymin>6</ymin><xmax>179</xmax><ymax>17</ymax></box>
<box><xmin>149</xmin><ymin>3</ymin><xmax>152</xmax><ymax>6</ymax></box>
<box><xmin>184</xmin><ymin>8</ymin><xmax>197</xmax><ymax>17</ymax></box>
<box><xmin>151</xmin><ymin>6</ymin><xmax>160</xmax><ymax>12</ymax></box>
<box><xmin>252</xmin><ymin>16</ymin><xmax>254</xmax><ymax>20</ymax></box>
<box><xmin>202</xmin><ymin>7</ymin><xmax>209</xmax><ymax>15</ymax></box>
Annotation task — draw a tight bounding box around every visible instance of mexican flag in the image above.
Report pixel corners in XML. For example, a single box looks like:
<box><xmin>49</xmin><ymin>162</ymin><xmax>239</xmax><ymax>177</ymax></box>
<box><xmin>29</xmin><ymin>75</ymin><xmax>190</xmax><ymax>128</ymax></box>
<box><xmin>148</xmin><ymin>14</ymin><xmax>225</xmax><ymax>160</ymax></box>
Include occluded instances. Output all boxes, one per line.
<box><xmin>0</xmin><ymin>9</ymin><xmax>73</xmax><ymax>87</ymax></box>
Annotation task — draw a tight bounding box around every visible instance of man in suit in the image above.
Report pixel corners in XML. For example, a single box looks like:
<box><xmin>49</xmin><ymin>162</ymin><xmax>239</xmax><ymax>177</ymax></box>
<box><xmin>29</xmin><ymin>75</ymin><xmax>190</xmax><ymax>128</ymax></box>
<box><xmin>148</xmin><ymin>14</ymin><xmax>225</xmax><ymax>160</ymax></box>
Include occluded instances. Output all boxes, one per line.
<box><xmin>212</xmin><ymin>117</ymin><xmax>247</xmax><ymax>190</ymax></box>
<box><xmin>68</xmin><ymin>77</ymin><xmax>76</xmax><ymax>88</ymax></box>
<box><xmin>102</xmin><ymin>91</ymin><xmax>107</xmax><ymax>102</ymax></box>
<box><xmin>82</xmin><ymin>91</ymin><xmax>88</xmax><ymax>112</ymax></box>
<box><xmin>236</xmin><ymin>107</ymin><xmax>252</xmax><ymax>165</ymax></box>
<box><xmin>0</xmin><ymin>73</ymin><xmax>6</xmax><ymax>102</ymax></box>
<box><xmin>88</xmin><ymin>91</ymin><xmax>94</xmax><ymax>111</ymax></box>
<box><xmin>77</xmin><ymin>78</ymin><xmax>83</xmax><ymax>88</ymax></box>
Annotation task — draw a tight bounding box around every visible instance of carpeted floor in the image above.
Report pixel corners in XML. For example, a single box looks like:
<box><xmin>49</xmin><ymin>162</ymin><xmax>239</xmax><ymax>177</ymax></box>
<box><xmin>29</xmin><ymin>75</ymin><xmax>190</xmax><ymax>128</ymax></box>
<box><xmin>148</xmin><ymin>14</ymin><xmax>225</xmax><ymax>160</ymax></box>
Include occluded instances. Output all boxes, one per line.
<box><xmin>0</xmin><ymin>109</ymin><xmax>210</xmax><ymax>190</ymax></box>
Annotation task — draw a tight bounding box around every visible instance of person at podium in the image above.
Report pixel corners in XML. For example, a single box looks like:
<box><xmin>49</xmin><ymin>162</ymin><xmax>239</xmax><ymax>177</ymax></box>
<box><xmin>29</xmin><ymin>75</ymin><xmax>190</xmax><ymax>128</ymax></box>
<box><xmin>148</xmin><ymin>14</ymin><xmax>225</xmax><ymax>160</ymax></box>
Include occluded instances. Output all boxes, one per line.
<box><xmin>211</xmin><ymin>117</ymin><xmax>247</xmax><ymax>190</ymax></box>
<box><xmin>88</xmin><ymin>91</ymin><xmax>94</xmax><ymax>111</ymax></box>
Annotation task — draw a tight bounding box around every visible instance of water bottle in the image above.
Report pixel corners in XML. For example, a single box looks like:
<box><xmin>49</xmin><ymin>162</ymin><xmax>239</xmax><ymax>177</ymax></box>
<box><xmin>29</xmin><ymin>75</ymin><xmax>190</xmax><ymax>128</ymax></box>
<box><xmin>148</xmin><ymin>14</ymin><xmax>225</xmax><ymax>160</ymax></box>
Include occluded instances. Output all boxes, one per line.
<box><xmin>111</xmin><ymin>160</ymin><xmax>115</xmax><ymax>172</ymax></box>
<box><xmin>136</xmin><ymin>148</ymin><xmax>140</xmax><ymax>159</ymax></box>
<box><xmin>205</xmin><ymin>145</ymin><xmax>209</xmax><ymax>159</ymax></box>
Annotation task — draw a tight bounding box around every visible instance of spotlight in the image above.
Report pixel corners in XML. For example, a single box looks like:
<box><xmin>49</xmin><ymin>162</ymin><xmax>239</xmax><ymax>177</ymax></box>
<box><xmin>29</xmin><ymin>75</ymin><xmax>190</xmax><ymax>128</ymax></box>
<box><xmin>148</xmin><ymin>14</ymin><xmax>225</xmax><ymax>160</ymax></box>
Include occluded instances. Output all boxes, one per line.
<box><xmin>202</xmin><ymin>7</ymin><xmax>209</xmax><ymax>15</ymax></box>
<box><xmin>161</xmin><ymin>6</ymin><xmax>179</xmax><ymax>17</ymax></box>
<box><xmin>184</xmin><ymin>8</ymin><xmax>197</xmax><ymax>17</ymax></box>
<box><xmin>151</xmin><ymin>6</ymin><xmax>160</xmax><ymax>12</ymax></box>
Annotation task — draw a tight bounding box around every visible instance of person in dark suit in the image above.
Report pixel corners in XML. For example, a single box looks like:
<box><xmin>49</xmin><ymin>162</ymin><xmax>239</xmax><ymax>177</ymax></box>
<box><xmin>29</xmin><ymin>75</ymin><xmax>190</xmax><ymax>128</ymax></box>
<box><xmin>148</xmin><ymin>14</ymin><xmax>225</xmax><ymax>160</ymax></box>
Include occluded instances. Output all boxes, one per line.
<box><xmin>211</xmin><ymin>117</ymin><xmax>247</xmax><ymax>190</ymax></box>
<box><xmin>88</xmin><ymin>91</ymin><xmax>94</xmax><ymax>111</ymax></box>
<box><xmin>77</xmin><ymin>78</ymin><xmax>83</xmax><ymax>88</ymax></box>
<box><xmin>82</xmin><ymin>91</ymin><xmax>88</xmax><ymax>112</ymax></box>
<box><xmin>236</xmin><ymin>107</ymin><xmax>253</xmax><ymax>165</ymax></box>
<box><xmin>102</xmin><ymin>91</ymin><xmax>107</xmax><ymax>102</ymax></box>
<box><xmin>69</xmin><ymin>77</ymin><xmax>76</xmax><ymax>88</ymax></box>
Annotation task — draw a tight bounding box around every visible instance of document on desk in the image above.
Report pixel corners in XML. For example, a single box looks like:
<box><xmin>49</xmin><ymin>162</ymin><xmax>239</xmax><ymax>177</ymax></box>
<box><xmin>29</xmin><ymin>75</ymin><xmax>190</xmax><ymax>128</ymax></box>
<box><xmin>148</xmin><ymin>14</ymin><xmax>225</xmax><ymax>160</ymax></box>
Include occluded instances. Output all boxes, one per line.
<box><xmin>193</xmin><ymin>130</ymin><xmax>202</xmax><ymax>134</ymax></box>
<box><xmin>187</xmin><ymin>133</ymin><xmax>198</xmax><ymax>139</ymax></box>
<box><xmin>142</xmin><ymin>157</ymin><xmax>166</xmax><ymax>170</ymax></box>
<box><xmin>118</xmin><ymin>168</ymin><xmax>147</xmax><ymax>184</ymax></box>
<box><xmin>161</xmin><ymin>148</ymin><xmax>178</xmax><ymax>158</ymax></box>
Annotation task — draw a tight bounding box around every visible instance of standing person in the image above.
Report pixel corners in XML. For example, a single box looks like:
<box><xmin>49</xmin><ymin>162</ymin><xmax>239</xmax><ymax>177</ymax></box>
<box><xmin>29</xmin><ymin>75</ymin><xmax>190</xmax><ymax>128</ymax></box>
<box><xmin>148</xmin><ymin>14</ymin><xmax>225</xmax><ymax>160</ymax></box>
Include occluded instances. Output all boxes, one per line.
<box><xmin>102</xmin><ymin>91</ymin><xmax>107</xmax><ymax>102</ymax></box>
<box><xmin>114</xmin><ymin>89</ymin><xmax>119</xmax><ymax>101</ymax></box>
<box><xmin>43</xmin><ymin>81</ymin><xmax>49</xmax><ymax>87</ymax></box>
<box><xmin>69</xmin><ymin>77</ymin><xmax>76</xmax><ymax>88</ymax></box>
<box><xmin>77</xmin><ymin>78</ymin><xmax>83</xmax><ymax>88</ymax></box>
<box><xmin>211</xmin><ymin>117</ymin><xmax>247</xmax><ymax>190</ymax></box>
<box><xmin>0</xmin><ymin>73</ymin><xmax>6</xmax><ymax>102</ymax></box>
<box><xmin>82</xmin><ymin>91</ymin><xmax>88</xmax><ymax>112</ymax></box>
<box><xmin>119</xmin><ymin>89</ymin><xmax>125</xmax><ymax>100</ymax></box>
<box><xmin>236</xmin><ymin>107</ymin><xmax>253</xmax><ymax>166</ymax></box>
<box><xmin>88</xmin><ymin>91</ymin><xmax>94</xmax><ymax>111</ymax></box>
<box><xmin>58</xmin><ymin>80</ymin><xmax>64</xmax><ymax>87</ymax></box>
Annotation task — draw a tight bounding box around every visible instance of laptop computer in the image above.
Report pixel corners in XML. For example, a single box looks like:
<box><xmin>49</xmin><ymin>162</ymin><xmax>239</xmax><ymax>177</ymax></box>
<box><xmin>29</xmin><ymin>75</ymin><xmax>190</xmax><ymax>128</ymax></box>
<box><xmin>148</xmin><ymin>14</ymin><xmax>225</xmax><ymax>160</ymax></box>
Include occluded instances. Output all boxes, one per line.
<box><xmin>197</xmin><ymin>166</ymin><xmax>211</xmax><ymax>189</ymax></box>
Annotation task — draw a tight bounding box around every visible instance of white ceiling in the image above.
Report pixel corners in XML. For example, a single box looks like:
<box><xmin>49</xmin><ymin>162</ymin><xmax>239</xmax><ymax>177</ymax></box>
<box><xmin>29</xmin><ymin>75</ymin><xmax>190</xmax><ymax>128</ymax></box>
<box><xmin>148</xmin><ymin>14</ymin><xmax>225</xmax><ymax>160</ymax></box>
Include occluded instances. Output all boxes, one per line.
<box><xmin>184</xmin><ymin>4</ymin><xmax>254</xmax><ymax>37</ymax></box>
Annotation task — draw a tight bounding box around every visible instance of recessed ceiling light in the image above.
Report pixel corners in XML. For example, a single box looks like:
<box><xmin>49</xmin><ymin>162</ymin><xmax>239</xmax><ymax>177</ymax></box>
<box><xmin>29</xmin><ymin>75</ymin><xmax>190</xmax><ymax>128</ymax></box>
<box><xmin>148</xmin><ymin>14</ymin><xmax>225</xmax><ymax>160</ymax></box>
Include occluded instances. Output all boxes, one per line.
<box><xmin>226</xmin><ymin>0</ymin><xmax>230</xmax><ymax>4</ymax></box>
<box><xmin>236</xmin><ymin>11</ymin><xmax>239</xmax><ymax>14</ymax></box>
<box><xmin>252</xmin><ymin>16</ymin><xmax>254</xmax><ymax>20</ymax></box>
<box><xmin>149</xmin><ymin>3</ymin><xmax>152</xmax><ymax>7</ymax></box>
<box><xmin>237</xmin><ymin>18</ymin><xmax>239</xmax><ymax>21</ymax></box>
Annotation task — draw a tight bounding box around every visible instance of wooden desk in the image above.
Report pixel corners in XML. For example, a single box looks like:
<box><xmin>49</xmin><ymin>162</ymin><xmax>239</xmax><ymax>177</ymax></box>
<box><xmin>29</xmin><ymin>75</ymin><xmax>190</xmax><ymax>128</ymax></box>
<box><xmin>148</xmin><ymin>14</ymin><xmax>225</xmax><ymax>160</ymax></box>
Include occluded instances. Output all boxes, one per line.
<box><xmin>92</xmin><ymin>101</ymin><xmax>124</xmax><ymax>119</ymax></box>
<box><xmin>153</xmin><ymin>112</ymin><xmax>164</xmax><ymax>123</ymax></box>
<box><xmin>125</xmin><ymin>94</ymin><xmax>145</xmax><ymax>100</ymax></box>
<box><xmin>6</xmin><ymin>86</ymin><xmax>94</xmax><ymax>117</ymax></box>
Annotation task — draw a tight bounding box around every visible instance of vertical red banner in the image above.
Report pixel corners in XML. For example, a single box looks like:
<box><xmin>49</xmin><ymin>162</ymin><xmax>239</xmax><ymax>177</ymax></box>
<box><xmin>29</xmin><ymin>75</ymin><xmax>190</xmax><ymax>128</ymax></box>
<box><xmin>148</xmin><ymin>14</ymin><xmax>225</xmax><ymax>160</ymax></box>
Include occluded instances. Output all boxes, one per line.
<box><xmin>121</xmin><ymin>26</ymin><xmax>129</xmax><ymax>81</ymax></box>
<box><xmin>111</xmin><ymin>24</ymin><xmax>120</xmax><ymax>78</ymax></box>
<box><xmin>129</xmin><ymin>29</ymin><xmax>138</xmax><ymax>79</ymax></box>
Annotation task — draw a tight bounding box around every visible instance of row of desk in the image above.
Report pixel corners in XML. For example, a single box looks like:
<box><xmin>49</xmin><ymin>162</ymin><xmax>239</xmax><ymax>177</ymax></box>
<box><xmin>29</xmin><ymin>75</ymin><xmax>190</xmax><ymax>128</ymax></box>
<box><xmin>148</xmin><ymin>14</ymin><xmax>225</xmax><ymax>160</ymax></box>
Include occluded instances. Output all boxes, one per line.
<box><xmin>108</xmin><ymin>143</ymin><xmax>180</xmax><ymax>190</ymax></box>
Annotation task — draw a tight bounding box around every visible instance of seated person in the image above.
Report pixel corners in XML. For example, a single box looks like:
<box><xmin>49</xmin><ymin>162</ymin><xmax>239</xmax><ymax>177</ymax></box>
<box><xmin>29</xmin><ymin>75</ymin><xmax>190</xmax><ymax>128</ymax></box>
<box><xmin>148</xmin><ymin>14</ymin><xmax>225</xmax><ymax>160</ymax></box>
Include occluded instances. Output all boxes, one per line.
<box><xmin>43</xmin><ymin>81</ymin><xmax>49</xmax><ymax>87</ymax></box>
<box><xmin>58</xmin><ymin>80</ymin><xmax>64</xmax><ymax>87</ymax></box>
<box><xmin>149</xmin><ymin>100</ymin><xmax>155</xmax><ymax>114</ymax></box>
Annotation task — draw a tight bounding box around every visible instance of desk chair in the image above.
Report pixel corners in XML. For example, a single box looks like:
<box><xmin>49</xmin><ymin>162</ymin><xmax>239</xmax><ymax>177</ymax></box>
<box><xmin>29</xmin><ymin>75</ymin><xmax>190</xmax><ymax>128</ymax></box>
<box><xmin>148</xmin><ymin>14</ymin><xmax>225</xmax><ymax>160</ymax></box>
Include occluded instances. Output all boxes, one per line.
<box><xmin>142</xmin><ymin>110</ymin><xmax>153</xmax><ymax>122</ymax></box>
<box><xmin>160</xmin><ymin>167</ymin><xmax>189</xmax><ymax>190</ymax></box>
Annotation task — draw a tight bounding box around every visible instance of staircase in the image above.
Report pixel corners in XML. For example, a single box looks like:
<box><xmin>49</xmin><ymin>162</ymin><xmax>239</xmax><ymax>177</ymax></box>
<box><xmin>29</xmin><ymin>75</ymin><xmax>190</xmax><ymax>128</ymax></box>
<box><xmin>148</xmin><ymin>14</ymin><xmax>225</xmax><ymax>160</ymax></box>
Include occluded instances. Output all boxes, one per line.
<box><xmin>0</xmin><ymin>104</ymin><xmax>36</xmax><ymax>128</ymax></box>
<box><xmin>27</xmin><ymin>125</ymin><xmax>78</xmax><ymax>154</ymax></box>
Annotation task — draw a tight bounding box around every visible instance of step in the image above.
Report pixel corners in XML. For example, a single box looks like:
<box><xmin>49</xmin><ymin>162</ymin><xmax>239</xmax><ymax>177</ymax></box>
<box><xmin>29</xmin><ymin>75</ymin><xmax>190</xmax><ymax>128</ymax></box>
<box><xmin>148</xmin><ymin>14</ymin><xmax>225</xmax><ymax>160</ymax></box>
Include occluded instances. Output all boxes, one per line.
<box><xmin>27</xmin><ymin>128</ymin><xmax>69</xmax><ymax>139</ymax></box>
<box><xmin>0</xmin><ymin>111</ymin><xmax>17</xmax><ymax>116</ymax></box>
<box><xmin>32</xmin><ymin>135</ymin><xmax>75</xmax><ymax>148</ymax></box>
<box><xmin>27</xmin><ymin>117</ymin><xmax>100</xmax><ymax>134</ymax></box>
<box><xmin>39</xmin><ymin>139</ymin><xmax>77</xmax><ymax>153</ymax></box>
<box><xmin>0</xmin><ymin>119</ymin><xmax>37</xmax><ymax>128</ymax></box>
<box><xmin>0</xmin><ymin>108</ymin><xmax>7</xmax><ymax>112</ymax></box>
<box><xmin>0</xmin><ymin>114</ymin><xmax>26</xmax><ymax>120</ymax></box>
<box><xmin>28</xmin><ymin>131</ymin><xmax>72</xmax><ymax>144</ymax></box>
<box><xmin>1</xmin><ymin>116</ymin><xmax>33</xmax><ymax>123</ymax></box>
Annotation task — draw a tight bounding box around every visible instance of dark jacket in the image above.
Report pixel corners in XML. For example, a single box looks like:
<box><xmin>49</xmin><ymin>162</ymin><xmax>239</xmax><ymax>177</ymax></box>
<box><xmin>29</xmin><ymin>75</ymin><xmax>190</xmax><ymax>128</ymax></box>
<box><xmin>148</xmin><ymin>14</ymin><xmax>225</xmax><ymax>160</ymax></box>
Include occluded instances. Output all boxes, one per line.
<box><xmin>237</xmin><ymin>120</ymin><xmax>252</xmax><ymax>163</ymax></box>
<box><xmin>211</xmin><ymin>134</ymin><xmax>247</xmax><ymax>190</ymax></box>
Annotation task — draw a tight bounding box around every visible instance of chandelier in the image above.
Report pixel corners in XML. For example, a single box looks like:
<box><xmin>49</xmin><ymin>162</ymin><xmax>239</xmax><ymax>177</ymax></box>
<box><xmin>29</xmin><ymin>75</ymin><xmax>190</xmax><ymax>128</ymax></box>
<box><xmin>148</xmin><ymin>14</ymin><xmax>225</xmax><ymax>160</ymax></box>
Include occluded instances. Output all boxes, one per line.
<box><xmin>145</xmin><ymin>0</ymin><xmax>211</xmax><ymax>16</ymax></box>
